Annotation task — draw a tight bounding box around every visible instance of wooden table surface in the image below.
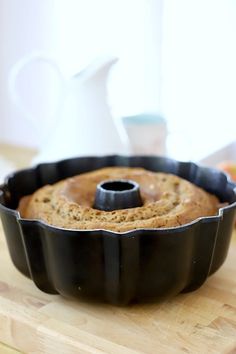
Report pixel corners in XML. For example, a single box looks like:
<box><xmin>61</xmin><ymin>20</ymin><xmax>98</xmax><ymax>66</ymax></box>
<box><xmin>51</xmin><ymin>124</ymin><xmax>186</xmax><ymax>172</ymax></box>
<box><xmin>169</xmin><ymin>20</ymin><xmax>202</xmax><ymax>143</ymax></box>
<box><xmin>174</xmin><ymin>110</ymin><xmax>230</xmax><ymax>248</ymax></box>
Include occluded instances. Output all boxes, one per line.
<box><xmin>0</xmin><ymin>143</ymin><xmax>235</xmax><ymax>354</ymax></box>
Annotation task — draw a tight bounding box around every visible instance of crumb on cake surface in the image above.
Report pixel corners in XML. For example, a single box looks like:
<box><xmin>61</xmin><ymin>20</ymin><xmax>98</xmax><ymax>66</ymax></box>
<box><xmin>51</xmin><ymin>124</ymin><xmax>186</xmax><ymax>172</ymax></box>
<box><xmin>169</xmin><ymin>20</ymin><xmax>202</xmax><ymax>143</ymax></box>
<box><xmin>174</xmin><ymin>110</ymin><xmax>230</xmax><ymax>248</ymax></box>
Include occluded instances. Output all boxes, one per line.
<box><xmin>18</xmin><ymin>167</ymin><xmax>220</xmax><ymax>231</ymax></box>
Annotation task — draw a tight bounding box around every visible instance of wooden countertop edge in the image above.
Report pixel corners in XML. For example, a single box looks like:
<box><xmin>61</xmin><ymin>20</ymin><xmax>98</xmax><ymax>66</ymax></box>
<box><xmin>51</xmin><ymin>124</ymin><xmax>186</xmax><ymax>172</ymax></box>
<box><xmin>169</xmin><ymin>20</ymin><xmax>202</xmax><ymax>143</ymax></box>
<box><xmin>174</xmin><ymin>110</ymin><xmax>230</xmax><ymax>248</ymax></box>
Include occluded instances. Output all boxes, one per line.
<box><xmin>0</xmin><ymin>343</ymin><xmax>21</xmax><ymax>354</ymax></box>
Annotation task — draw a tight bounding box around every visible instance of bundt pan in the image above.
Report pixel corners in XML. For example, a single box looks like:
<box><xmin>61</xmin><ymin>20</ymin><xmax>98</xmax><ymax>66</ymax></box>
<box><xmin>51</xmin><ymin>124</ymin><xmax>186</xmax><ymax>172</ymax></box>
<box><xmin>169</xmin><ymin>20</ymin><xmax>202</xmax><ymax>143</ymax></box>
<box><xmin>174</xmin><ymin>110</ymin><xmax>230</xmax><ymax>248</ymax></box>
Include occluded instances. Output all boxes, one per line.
<box><xmin>0</xmin><ymin>155</ymin><xmax>236</xmax><ymax>305</ymax></box>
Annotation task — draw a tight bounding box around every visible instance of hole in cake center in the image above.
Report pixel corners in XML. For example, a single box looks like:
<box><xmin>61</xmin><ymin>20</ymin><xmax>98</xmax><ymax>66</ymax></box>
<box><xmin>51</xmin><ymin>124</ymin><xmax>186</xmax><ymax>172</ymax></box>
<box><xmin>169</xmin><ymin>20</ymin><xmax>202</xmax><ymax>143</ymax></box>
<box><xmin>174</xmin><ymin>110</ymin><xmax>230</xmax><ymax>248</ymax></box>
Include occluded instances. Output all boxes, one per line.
<box><xmin>100</xmin><ymin>180</ymin><xmax>136</xmax><ymax>192</ymax></box>
<box><xmin>94</xmin><ymin>179</ymin><xmax>142</xmax><ymax>211</ymax></box>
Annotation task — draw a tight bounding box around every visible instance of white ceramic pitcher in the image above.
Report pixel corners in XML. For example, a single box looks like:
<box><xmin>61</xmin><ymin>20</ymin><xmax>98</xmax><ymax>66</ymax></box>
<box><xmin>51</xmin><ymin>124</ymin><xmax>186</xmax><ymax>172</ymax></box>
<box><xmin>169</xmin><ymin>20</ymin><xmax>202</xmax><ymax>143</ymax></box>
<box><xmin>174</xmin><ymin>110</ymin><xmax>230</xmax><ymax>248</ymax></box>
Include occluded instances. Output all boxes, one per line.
<box><xmin>9</xmin><ymin>53</ymin><xmax>129</xmax><ymax>164</ymax></box>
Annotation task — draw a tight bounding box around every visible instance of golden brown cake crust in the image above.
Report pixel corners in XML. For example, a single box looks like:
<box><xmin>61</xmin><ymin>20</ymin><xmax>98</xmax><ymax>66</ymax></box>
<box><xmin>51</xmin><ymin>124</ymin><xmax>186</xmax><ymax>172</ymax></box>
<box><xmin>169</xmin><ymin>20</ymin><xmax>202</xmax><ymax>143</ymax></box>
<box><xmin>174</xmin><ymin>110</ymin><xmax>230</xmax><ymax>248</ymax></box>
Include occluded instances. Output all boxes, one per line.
<box><xmin>18</xmin><ymin>167</ymin><xmax>220</xmax><ymax>232</ymax></box>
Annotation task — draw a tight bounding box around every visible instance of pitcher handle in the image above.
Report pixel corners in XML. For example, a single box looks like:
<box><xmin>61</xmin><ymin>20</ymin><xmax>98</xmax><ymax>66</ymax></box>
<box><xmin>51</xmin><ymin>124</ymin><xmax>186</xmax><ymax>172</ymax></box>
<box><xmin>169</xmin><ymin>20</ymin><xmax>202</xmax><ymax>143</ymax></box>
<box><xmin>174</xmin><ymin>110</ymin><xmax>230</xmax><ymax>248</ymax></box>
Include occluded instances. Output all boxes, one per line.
<box><xmin>8</xmin><ymin>52</ymin><xmax>66</xmax><ymax>138</ymax></box>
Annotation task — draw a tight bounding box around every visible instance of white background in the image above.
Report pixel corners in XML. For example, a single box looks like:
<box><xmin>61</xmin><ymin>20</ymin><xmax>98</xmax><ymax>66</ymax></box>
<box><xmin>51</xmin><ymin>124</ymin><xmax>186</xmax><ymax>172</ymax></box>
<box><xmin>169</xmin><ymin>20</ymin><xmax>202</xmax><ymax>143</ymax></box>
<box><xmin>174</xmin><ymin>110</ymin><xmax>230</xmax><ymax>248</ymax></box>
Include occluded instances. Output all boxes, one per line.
<box><xmin>0</xmin><ymin>0</ymin><xmax>235</xmax><ymax>160</ymax></box>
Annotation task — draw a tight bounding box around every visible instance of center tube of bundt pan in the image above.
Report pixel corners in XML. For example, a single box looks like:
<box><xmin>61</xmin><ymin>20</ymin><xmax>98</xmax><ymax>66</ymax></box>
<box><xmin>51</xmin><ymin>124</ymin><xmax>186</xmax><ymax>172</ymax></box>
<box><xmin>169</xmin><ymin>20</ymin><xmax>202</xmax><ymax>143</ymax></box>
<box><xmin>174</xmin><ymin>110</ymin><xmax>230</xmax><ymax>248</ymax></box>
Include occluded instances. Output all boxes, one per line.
<box><xmin>93</xmin><ymin>179</ymin><xmax>143</xmax><ymax>211</ymax></box>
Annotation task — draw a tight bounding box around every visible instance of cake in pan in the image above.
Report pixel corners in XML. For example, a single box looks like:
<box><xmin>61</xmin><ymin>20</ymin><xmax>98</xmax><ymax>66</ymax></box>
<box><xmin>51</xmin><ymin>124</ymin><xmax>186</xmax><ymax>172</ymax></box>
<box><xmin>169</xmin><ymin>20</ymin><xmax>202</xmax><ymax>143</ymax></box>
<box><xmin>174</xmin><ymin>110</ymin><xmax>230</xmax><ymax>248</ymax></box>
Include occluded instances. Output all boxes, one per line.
<box><xmin>18</xmin><ymin>167</ymin><xmax>219</xmax><ymax>232</ymax></box>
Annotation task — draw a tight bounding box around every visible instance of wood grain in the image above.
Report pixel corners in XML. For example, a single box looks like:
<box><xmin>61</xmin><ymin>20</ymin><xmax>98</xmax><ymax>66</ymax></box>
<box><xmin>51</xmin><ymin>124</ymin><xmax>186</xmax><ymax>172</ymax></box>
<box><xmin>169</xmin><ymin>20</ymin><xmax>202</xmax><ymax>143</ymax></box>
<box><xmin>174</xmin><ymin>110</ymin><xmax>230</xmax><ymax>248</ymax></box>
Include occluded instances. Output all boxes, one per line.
<box><xmin>0</xmin><ymin>224</ymin><xmax>235</xmax><ymax>354</ymax></box>
<box><xmin>0</xmin><ymin>143</ymin><xmax>37</xmax><ymax>169</ymax></box>
<box><xmin>0</xmin><ymin>343</ymin><xmax>21</xmax><ymax>354</ymax></box>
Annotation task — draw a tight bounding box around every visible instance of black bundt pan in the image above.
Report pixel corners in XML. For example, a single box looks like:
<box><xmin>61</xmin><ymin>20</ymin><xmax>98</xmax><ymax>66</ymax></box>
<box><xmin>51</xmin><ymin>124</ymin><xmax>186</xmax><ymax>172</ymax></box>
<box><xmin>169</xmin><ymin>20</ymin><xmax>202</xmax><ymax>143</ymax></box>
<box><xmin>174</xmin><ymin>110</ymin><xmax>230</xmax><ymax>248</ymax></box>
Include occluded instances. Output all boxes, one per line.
<box><xmin>0</xmin><ymin>155</ymin><xmax>236</xmax><ymax>305</ymax></box>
